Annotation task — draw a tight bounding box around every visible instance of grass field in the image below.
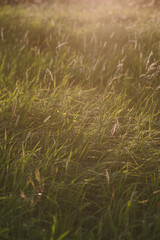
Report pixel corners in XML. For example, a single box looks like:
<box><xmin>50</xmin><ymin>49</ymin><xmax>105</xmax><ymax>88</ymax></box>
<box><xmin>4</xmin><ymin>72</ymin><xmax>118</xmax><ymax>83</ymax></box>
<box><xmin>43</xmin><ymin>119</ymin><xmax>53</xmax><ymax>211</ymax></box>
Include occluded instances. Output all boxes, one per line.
<box><xmin>0</xmin><ymin>0</ymin><xmax>160</xmax><ymax>239</ymax></box>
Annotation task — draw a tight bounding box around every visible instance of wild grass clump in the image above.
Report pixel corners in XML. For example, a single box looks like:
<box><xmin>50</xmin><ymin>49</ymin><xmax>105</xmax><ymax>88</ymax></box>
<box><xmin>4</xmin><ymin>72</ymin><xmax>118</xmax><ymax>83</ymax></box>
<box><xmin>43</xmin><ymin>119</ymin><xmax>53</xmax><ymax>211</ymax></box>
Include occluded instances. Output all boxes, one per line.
<box><xmin>0</xmin><ymin>1</ymin><xmax>160</xmax><ymax>239</ymax></box>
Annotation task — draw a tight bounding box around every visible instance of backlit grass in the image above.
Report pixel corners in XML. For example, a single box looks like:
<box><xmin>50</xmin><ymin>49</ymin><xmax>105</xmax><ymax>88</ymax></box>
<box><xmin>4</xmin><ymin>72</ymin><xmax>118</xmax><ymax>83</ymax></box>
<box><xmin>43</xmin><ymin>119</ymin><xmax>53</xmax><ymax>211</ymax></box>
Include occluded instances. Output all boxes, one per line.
<box><xmin>0</xmin><ymin>1</ymin><xmax>160</xmax><ymax>239</ymax></box>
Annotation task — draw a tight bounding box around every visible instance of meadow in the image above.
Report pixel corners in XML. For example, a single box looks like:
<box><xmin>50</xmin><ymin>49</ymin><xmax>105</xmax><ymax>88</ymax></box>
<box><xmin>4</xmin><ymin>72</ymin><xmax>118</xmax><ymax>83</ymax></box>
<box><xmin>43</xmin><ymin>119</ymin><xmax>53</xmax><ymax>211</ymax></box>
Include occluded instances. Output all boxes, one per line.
<box><xmin>0</xmin><ymin>0</ymin><xmax>160</xmax><ymax>239</ymax></box>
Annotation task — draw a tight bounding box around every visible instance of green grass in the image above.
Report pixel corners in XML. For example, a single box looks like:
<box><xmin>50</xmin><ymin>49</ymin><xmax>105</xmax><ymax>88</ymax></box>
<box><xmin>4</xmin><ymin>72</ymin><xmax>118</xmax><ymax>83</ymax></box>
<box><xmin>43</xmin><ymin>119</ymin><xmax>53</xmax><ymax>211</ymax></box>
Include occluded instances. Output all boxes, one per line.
<box><xmin>0</xmin><ymin>1</ymin><xmax>160</xmax><ymax>239</ymax></box>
